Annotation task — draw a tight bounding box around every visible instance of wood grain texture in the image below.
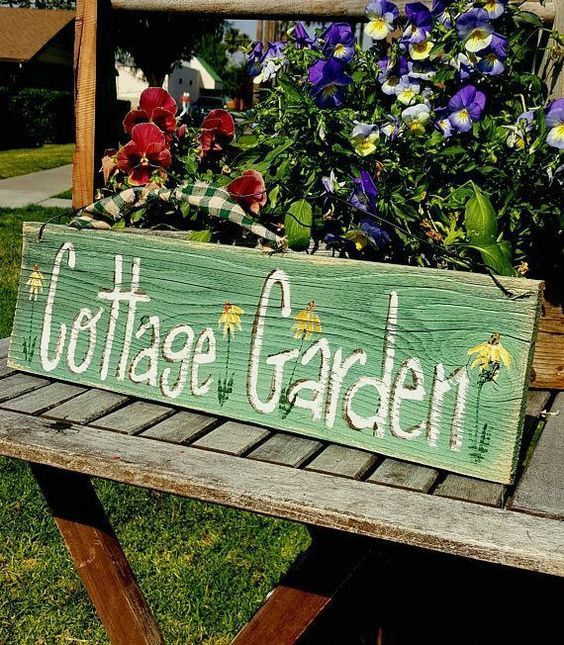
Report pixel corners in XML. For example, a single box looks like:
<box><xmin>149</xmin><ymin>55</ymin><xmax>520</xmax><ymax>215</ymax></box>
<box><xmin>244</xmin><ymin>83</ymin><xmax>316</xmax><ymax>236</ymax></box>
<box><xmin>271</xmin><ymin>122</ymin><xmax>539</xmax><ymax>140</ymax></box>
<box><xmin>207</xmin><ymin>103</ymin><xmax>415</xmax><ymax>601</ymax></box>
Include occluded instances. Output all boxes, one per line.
<box><xmin>2</xmin><ymin>382</ymin><xmax>86</xmax><ymax>415</ymax></box>
<box><xmin>139</xmin><ymin>410</ymin><xmax>218</xmax><ymax>443</ymax></box>
<box><xmin>509</xmin><ymin>392</ymin><xmax>564</xmax><ymax>519</ymax></box>
<box><xmin>31</xmin><ymin>464</ymin><xmax>163</xmax><ymax>644</ymax></box>
<box><xmin>0</xmin><ymin>373</ymin><xmax>50</xmax><ymax>403</ymax></box>
<box><xmin>0</xmin><ymin>410</ymin><xmax>562</xmax><ymax>576</ymax></box>
<box><xmin>367</xmin><ymin>459</ymin><xmax>438</xmax><ymax>492</ymax></box>
<box><xmin>434</xmin><ymin>474</ymin><xmax>505</xmax><ymax>507</ymax></box>
<box><xmin>193</xmin><ymin>421</ymin><xmax>270</xmax><ymax>455</ymax></box>
<box><xmin>306</xmin><ymin>444</ymin><xmax>376</xmax><ymax>479</ymax></box>
<box><xmin>248</xmin><ymin>433</ymin><xmax>323</xmax><ymax>467</ymax></box>
<box><xmin>45</xmin><ymin>388</ymin><xmax>129</xmax><ymax>425</ymax></box>
<box><xmin>0</xmin><ymin>338</ymin><xmax>9</xmax><ymax>359</ymax></box>
<box><xmin>93</xmin><ymin>401</ymin><xmax>173</xmax><ymax>434</ymax></box>
<box><xmin>531</xmin><ymin>299</ymin><xmax>564</xmax><ymax>389</ymax></box>
<box><xmin>110</xmin><ymin>0</ymin><xmax>555</xmax><ymax>21</ymax></box>
<box><xmin>9</xmin><ymin>224</ymin><xmax>543</xmax><ymax>483</ymax></box>
<box><xmin>539</xmin><ymin>0</ymin><xmax>564</xmax><ymax>98</ymax></box>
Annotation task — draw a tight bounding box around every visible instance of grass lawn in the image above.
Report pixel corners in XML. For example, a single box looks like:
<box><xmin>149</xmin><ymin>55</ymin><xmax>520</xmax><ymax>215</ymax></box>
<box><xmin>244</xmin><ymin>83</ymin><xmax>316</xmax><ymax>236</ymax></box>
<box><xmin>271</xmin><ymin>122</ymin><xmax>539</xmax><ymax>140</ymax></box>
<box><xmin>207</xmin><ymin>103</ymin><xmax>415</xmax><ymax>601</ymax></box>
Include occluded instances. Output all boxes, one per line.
<box><xmin>0</xmin><ymin>144</ymin><xmax>74</xmax><ymax>180</ymax></box>
<box><xmin>0</xmin><ymin>206</ymin><xmax>309</xmax><ymax>643</ymax></box>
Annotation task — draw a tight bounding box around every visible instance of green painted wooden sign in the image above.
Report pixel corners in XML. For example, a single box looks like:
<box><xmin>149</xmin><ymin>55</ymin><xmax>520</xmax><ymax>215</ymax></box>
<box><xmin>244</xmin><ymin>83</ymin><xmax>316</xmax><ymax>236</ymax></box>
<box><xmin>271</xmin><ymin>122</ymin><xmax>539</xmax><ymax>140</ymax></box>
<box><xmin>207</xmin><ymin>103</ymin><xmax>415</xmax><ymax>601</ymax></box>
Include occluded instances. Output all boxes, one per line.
<box><xmin>9</xmin><ymin>223</ymin><xmax>543</xmax><ymax>483</ymax></box>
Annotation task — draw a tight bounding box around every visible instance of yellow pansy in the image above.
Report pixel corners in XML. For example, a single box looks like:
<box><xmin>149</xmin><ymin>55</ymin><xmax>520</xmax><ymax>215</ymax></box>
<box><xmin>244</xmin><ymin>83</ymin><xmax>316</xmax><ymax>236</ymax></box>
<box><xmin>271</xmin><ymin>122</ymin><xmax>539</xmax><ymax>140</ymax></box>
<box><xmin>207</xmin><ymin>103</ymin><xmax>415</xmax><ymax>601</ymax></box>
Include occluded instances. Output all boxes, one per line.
<box><xmin>409</xmin><ymin>39</ymin><xmax>434</xmax><ymax>61</ymax></box>
<box><xmin>26</xmin><ymin>264</ymin><xmax>44</xmax><ymax>301</ymax></box>
<box><xmin>467</xmin><ymin>333</ymin><xmax>512</xmax><ymax>371</ymax></box>
<box><xmin>292</xmin><ymin>301</ymin><xmax>322</xmax><ymax>339</ymax></box>
<box><xmin>218</xmin><ymin>302</ymin><xmax>244</xmax><ymax>338</ymax></box>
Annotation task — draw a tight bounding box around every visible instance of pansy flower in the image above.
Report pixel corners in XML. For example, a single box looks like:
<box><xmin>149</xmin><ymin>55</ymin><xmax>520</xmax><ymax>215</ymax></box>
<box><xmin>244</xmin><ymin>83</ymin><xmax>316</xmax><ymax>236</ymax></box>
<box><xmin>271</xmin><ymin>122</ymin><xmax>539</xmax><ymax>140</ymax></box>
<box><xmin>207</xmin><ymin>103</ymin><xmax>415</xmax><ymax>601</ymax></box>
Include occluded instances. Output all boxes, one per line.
<box><xmin>360</xmin><ymin>216</ymin><xmax>391</xmax><ymax>249</ymax></box>
<box><xmin>545</xmin><ymin>98</ymin><xmax>564</xmax><ymax>150</ymax></box>
<box><xmin>447</xmin><ymin>85</ymin><xmax>486</xmax><ymax>132</ymax></box>
<box><xmin>349</xmin><ymin>169</ymin><xmax>378</xmax><ymax>214</ymax></box>
<box><xmin>402</xmin><ymin>3</ymin><xmax>433</xmax><ymax>44</ymax></box>
<box><xmin>431</xmin><ymin>0</ymin><xmax>454</xmax><ymax>26</ymax></box>
<box><xmin>199</xmin><ymin>109</ymin><xmax>235</xmax><ymax>157</ymax></box>
<box><xmin>308</xmin><ymin>58</ymin><xmax>353</xmax><ymax>108</ymax></box>
<box><xmin>123</xmin><ymin>87</ymin><xmax>177</xmax><ymax>136</ymax></box>
<box><xmin>409</xmin><ymin>39</ymin><xmax>434</xmax><ymax>61</ymax></box>
<box><xmin>365</xmin><ymin>0</ymin><xmax>399</xmax><ymax>41</ymax></box>
<box><xmin>351</xmin><ymin>122</ymin><xmax>380</xmax><ymax>156</ymax></box>
<box><xmin>476</xmin><ymin>33</ymin><xmax>508</xmax><ymax>76</ymax></box>
<box><xmin>378</xmin><ymin>56</ymin><xmax>409</xmax><ymax>94</ymax></box>
<box><xmin>226</xmin><ymin>170</ymin><xmax>267</xmax><ymax>215</ymax></box>
<box><xmin>451</xmin><ymin>52</ymin><xmax>476</xmax><ymax>80</ymax></box>
<box><xmin>289</xmin><ymin>21</ymin><xmax>316</xmax><ymax>48</ymax></box>
<box><xmin>408</xmin><ymin>61</ymin><xmax>436</xmax><ymax>81</ymax></box>
<box><xmin>456</xmin><ymin>8</ymin><xmax>493</xmax><ymax>53</ymax></box>
<box><xmin>116</xmin><ymin>122</ymin><xmax>171</xmax><ymax>186</ymax></box>
<box><xmin>394</xmin><ymin>74</ymin><xmax>421</xmax><ymax>105</ymax></box>
<box><xmin>402</xmin><ymin>103</ymin><xmax>430</xmax><ymax>134</ymax></box>
<box><xmin>505</xmin><ymin>111</ymin><xmax>535</xmax><ymax>149</ymax></box>
<box><xmin>247</xmin><ymin>41</ymin><xmax>264</xmax><ymax>77</ymax></box>
<box><xmin>321</xmin><ymin>170</ymin><xmax>345</xmax><ymax>196</ymax></box>
<box><xmin>253</xmin><ymin>42</ymin><xmax>286</xmax><ymax>84</ymax></box>
<box><xmin>382</xmin><ymin>116</ymin><xmax>401</xmax><ymax>139</ymax></box>
<box><xmin>322</xmin><ymin>23</ymin><xmax>356</xmax><ymax>63</ymax></box>
<box><xmin>482</xmin><ymin>0</ymin><xmax>508</xmax><ymax>20</ymax></box>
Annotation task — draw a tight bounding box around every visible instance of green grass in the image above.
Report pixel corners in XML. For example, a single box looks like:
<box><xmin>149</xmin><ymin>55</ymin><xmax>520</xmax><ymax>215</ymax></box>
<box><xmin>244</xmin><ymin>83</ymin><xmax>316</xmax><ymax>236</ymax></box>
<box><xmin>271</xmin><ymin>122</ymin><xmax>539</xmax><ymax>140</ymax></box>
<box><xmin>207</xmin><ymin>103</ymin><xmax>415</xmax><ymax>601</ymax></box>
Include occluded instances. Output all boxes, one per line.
<box><xmin>0</xmin><ymin>207</ymin><xmax>310</xmax><ymax>643</ymax></box>
<box><xmin>52</xmin><ymin>188</ymin><xmax>72</xmax><ymax>199</ymax></box>
<box><xmin>0</xmin><ymin>144</ymin><xmax>74</xmax><ymax>179</ymax></box>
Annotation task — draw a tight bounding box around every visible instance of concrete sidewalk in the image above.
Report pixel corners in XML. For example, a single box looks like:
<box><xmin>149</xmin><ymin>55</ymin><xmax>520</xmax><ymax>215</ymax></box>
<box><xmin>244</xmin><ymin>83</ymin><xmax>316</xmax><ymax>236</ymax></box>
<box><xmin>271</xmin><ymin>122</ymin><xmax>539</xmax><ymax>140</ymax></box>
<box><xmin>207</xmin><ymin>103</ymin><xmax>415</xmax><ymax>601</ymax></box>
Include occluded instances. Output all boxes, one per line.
<box><xmin>0</xmin><ymin>164</ymin><xmax>72</xmax><ymax>208</ymax></box>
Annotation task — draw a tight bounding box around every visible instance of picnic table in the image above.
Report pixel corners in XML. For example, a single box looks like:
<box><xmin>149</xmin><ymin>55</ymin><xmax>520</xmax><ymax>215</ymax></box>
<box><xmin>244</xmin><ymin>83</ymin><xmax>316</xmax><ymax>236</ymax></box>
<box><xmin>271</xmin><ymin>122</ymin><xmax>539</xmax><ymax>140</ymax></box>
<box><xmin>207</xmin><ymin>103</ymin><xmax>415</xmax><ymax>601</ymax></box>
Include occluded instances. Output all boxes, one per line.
<box><xmin>0</xmin><ymin>335</ymin><xmax>562</xmax><ymax>643</ymax></box>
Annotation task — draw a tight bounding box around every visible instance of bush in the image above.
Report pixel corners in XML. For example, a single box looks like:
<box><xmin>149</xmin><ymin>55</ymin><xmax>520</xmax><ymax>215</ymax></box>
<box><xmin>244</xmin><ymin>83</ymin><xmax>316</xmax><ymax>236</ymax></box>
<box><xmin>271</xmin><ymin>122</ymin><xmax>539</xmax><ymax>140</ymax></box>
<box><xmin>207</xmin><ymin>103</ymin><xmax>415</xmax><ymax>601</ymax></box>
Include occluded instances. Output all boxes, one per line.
<box><xmin>0</xmin><ymin>87</ymin><xmax>73</xmax><ymax>149</ymax></box>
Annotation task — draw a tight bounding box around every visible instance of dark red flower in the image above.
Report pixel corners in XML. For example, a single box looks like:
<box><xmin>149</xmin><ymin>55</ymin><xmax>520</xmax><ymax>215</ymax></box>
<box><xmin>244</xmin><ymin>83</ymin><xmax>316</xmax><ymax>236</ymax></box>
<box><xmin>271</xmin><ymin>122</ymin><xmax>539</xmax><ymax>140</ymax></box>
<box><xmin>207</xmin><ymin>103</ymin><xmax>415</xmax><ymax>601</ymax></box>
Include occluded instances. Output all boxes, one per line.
<box><xmin>227</xmin><ymin>170</ymin><xmax>267</xmax><ymax>215</ymax></box>
<box><xmin>116</xmin><ymin>122</ymin><xmax>171</xmax><ymax>186</ymax></box>
<box><xmin>123</xmin><ymin>87</ymin><xmax>178</xmax><ymax>135</ymax></box>
<box><xmin>198</xmin><ymin>109</ymin><xmax>235</xmax><ymax>157</ymax></box>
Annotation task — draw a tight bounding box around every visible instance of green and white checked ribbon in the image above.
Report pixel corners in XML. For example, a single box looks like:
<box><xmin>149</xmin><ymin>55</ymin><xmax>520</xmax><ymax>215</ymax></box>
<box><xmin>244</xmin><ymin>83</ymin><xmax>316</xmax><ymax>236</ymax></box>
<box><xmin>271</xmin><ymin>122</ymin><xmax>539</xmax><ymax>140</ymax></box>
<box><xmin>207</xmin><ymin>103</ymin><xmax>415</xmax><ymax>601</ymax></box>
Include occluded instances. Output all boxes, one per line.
<box><xmin>71</xmin><ymin>182</ymin><xmax>285</xmax><ymax>247</ymax></box>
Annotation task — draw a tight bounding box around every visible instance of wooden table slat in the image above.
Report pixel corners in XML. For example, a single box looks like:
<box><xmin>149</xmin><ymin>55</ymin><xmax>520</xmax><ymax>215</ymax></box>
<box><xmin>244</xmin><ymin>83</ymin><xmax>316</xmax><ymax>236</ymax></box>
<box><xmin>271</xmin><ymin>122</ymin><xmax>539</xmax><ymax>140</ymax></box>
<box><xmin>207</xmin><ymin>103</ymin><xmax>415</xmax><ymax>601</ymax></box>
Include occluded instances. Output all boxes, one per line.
<box><xmin>2</xmin><ymin>382</ymin><xmax>87</xmax><ymax>415</ymax></box>
<box><xmin>434</xmin><ymin>475</ymin><xmax>505</xmax><ymax>507</ymax></box>
<box><xmin>367</xmin><ymin>459</ymin><xmax>439</xmax><ymax>493</ymax></box>
<box><xmin>509</xmin><ymin>392</ymin><xmax>564</xmax><ymax>519</ymax></box>
<box><xmin>45</xmin><ymin>389</ymin><xmax>130</xmax><ymax>425</ymax></box>
<box><xmin>248</xmin><ymin>432</ymin><xmax>323</xmax><ymax>468</ymax></box>
<box><xmin>192</xmin><ymin>421</ymin><xmax>270</xmax><ymax>456</ymax></box>
<box><xmin>93</xmin><ymin>401</ymin><xmax>174</xmax><ymax>435</ymax></box>
<box><xmin>0</xmin><ymin>362</ymin><xmax>17</xmax><ymax>379</ymax></box>
<box><xmin>306</xmin><ymin>444</ymin><xmax>376</xmax><ymax>480</ymax></box>
<box><xmin>525</xmin><ymin>390</ymin><xmax>552</xmax><ymax>418</ymax></box>
<box><xmin>0</xmin><ymin>338</ymin><xmax>9</xmax><ymax>359</ymax></box>
<box><xmin>140</xmin><ymin>411</ymin><xmax>219</xmax><ymax>444</ymax></box>
<box><xmin>0</xmin><ymin>409</ymin><xmax>561</xmax><ymax>576</ymax></box>
<box><xmin>0</xmin><ymin>373</ymin><xmax>51</xmax><ymax>403</ymax></box>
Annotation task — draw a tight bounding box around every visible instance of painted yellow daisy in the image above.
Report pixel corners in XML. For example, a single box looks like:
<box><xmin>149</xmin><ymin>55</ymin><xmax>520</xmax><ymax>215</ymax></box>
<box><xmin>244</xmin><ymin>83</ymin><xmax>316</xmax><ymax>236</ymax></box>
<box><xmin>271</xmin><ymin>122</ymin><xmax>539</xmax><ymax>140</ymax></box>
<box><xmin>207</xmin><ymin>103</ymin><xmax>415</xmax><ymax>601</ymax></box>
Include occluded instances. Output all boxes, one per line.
<box><xmin>26</xmin><ymin>264</ymin><xmax>44</xmax><ymax>301</ymax></box>
<box><xmin>292</xmin><ymin>301</ymin><xmax>322</xmax><ymax>339</ymax></box>
<box><xmin>467</xmin><ymin>333</ymin><xmax>512</xmax><ymax>371</ymax></box>
<box><xmin>218</xmin><ymin>302</ymin><xmax>244</xmax><ymax>338</ymax></box>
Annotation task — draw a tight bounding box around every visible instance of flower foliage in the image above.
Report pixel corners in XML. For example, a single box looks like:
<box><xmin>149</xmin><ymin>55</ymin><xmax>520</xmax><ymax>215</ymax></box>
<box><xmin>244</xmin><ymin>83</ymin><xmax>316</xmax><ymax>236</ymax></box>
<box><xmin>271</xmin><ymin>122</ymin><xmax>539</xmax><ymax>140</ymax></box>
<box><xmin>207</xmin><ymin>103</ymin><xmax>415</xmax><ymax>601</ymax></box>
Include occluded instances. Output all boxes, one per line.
<box><xmin>102</xmin><ymin>2</ymin><xmax>562</xmax><ymax>280</ymax></box>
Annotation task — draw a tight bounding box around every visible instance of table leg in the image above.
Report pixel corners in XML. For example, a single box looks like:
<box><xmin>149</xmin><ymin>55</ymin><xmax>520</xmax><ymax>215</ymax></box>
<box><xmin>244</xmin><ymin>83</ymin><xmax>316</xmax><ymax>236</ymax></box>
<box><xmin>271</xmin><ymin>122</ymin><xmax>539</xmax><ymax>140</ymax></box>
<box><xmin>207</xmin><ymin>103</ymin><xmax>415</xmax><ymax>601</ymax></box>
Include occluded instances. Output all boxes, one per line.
<box><xmin>232</xmin><ymin>527</ymin><xmax>373</xmax><ymax>644</ymax></box>
<box><xmin>31</xmin><ymin>464</ymin><xmax>163</xmax><ymax>645</ymax></box>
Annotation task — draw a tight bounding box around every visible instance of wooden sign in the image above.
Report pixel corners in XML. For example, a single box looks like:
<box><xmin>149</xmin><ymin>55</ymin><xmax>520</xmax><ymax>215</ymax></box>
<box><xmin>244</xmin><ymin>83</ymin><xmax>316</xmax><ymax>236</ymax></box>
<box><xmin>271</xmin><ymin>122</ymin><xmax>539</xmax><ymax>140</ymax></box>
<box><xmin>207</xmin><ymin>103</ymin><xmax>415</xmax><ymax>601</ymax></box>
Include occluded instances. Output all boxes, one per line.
<box><xmin>9</xmin><ymin>223</ymin><xmax>543</xmax><ymax>483</ymax></box>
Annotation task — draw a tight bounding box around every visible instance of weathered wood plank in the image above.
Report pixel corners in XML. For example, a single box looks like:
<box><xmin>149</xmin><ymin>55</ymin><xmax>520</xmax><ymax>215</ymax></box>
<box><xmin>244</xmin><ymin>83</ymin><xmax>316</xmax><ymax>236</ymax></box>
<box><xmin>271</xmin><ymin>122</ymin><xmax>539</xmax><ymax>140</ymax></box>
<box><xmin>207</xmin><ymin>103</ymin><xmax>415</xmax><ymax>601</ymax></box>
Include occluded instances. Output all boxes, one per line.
<box><xmin>2</xmin><ymin>382</ymin><xmax>86</xmax><ymax>415</ymax></box>
<box><xmin>0</xmin><ymin>358</ymin><xmax>17</xmax><ymax>379</ymax></box>
<box><xmin>0</xmin><ymin>410</ymin><xmax>562</xmax><ymax>576</ymax></box>
<box><xmin>525</xmin><ymin>389</ymin><xmax>552</xmax><ymax>418</ymax></box>
<box><xmin>367</xmin><ymin>459</ymin><xmax>438</xmax><ymax>493</ymax></box>
<box><xmin>192</xmin><ymin>421</ymin><xmax>269</xmax><ymax>456</ymax></box>
<box><xmin>0</xmin><ymin>373</ymin><xmax>50</xmax><ymax>403</ymax></box>
<box><xmin>93</xmin><ymin>401</ymin><xmax>173</xmax><ymax>434</ymax></box>
<box><xmin>434</xmin><ymin>475</ymin><xmax>505</xmax><ymax>507</ymax></box>
<box><xmin>509</xmin><ymin>393</ymin><xmax>564</xmax><ymax>519</ymax></box>
<box><xmin>45</xmin><ymin>388</ymin><xmax>129</xmax><ymax>425</ymax></box>
<box><xmin>9</xmin><ymin>224</ymin><xmax>543</xmax><ymax>483</ymax></box>
<box><xmin>248</xmin><ymin>433</ymin><xmax>323</xmax><ymax>467</ymax></box>
<box><xmin>0</xmin><ymin>338</ymin><xmax>9</xmax><ymax>359</ymax></box>
<box><xmin>140</xmin><ymin>411</ymin><xmax>219</xmax><ymax>444</ymax></box>
<box><xmin>530</xmin><ymin>301</ymin><xmax>564</xmax><ymax>389</ymax></box>
<box><xmin>32</xmin><ymin>464</ymin><xmax>163</xmax><ymax>644</ymax></box>
<box><xmin>306</xmin><ymin>444</ymin><xmax>376</xmax><ymax>479</ymax></box>
<box><xmin>110</xmin><ymin>1</ymin><xmax>555</xmax><ymax>22</ymax></box>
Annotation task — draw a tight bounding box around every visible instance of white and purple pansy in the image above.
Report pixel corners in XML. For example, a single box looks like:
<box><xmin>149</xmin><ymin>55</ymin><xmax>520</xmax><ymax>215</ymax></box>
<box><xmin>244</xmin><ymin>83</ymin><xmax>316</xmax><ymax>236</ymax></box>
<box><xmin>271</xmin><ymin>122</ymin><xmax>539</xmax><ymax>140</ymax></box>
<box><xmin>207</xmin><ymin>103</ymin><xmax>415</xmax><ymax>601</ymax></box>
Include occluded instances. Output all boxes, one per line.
<box><xmin>456</xmin><ymin>8</ymin><xmax>494</xmax><ymax>53</ymax></box>
<box><xmin>403</xmin><ymin>2</ymin><xmax>433</xmax><ymax>44</ymax></box>
<box><xmin>434</xmin><ymin>108</ymin><xmax>454</xmax><ymax>138</ymax></box>
<box><xmin>482</xmin><ymin>0</ymin><xmax>509</xmax><ymax>20</ymax></box>
<box><xmin>351</xmin><ymin>122</ymin><xmax>380</xmax><ymax>156</ymax></box>
<box><xmin>402</xmin><ymin>103</ymin><xmax>431</xmax><ymax>134</ymax></box>
<box><xmin>378</xmin><ymin>56</ymin><xmax>409</xmax><ymax>94</ymax></box>
<box><xmin>505</xmin><ymin>111</ymin><xmax>535</xmax><ymax>149</ymax></box>
<box><xmin>365</xmin><ymin>0</ymin><xmax>400</xmax><ymax>41</ymax></box>
<box><xmin>322</xmin><ymin>23</ymin><xmax>356</xmax><ymax>63</ymax></box>
<box><xmin>394</xmin><ymin>74</ymin><xmax>421</xmax><ymax>105</ymax></box>
<box><xmin>545</xmin><ymin>98</ymin><xmax>564</xmax><ymax>150</ymax></box>
<box><xmin>447</xmin><ymin>85</ymin><xmax>486</xmax><ymax>132</ymax></box>
<box><xmin>476</xmin><ymin>33</ymin><xmax>508</xmax><ymax>76</ymax></box>
<box><xmin>308</xmin><ymin>58</ymin><xmax>353</xmax><ymax>108</ymax></box>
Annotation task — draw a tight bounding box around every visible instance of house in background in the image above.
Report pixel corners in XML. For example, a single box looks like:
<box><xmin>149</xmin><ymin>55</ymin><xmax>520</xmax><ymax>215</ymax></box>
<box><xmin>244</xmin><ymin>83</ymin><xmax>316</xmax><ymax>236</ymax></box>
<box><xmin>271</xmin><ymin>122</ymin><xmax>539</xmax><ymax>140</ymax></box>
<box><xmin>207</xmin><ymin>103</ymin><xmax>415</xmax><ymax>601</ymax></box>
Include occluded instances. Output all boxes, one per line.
<box><xmin>117</xmin><ymin>57</ymin><xmax>224</xmax><ymax>108</ymax></box>
<box><xmin>0</xmin><ymin>7</ymin><xmax>74</xmax><ymax>90</ymax></box>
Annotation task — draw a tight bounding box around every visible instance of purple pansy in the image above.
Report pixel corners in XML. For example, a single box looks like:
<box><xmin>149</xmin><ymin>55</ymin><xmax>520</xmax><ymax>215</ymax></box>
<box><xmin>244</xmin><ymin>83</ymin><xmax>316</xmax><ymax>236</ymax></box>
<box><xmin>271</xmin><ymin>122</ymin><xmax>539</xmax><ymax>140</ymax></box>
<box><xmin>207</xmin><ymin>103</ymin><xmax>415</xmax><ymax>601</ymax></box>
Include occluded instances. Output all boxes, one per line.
<box><xmin>434</xmin><ymin>107</ymin><xmax>454</xmax><ymax>138</ymax></box>
<box><xmin>321</xmin><ymin>23</ymin><xmax>356</xmax><ymax>63</ymax></box>
<box><xmin>365</xmin><ymin>1</ymin><xmax>400</xmax><ymax>41</ymax></box>
<box><xmin>451</xmin><ymin>52</ymin><xmax>475</xmax><ymax>81</ymax></box>
<box><xmin>431</xmin><ymin>0</ymin><xmax>454</xmax><ymax>26</ymax></box>
<box><xmin>290</xmin><ymin>22</ymin><xmax>316</xmax><ymax>48</ymax></box>
<box><xmin>545</xmin><ymin>98</ymin><xmax>564</xmax><ymax>149</ymax></box>
<box><xmin>403</xmin><ymin>3</ymin><xmax>433</xmax><ymax>44</ymax></box>
<box><xmin>456</xmin><ymin>8</ymin><xmax>493</xmax><ymax>53</ymax></box>
<box><xmin>506</xmin><ymin>111</ymin><xmax>535</xmax><ymax>149</ymax></box>
<box><xmin>476</xmin><ymin>33</ymin><xmax>508</xmax><ymax>76</ymax></box>
<box><xmin>247</xmin><ymin>42</ymin><xmax>264</xmax><ymax>77</ymax></box>
<box><xmin>482</xmin><ymin>0</ymin><xmax>509</xmax><ymax>20</ymax></box>
<box><xmin>349</xmin><ymin>170</ymin><xmax>378</xmax><ymax>214</ymax></box>
<box><xmin>447</xmin><ymin>85</ymin><xmax>487</xmax><ymax>132</ymax></box>
<box><xmin>361</xmin><ymin>216</ymin><xmax>391</xmax><ymax>249</ymax></box>
<box><xmin>309</xmin><ymin>58</ymin><xmax>353</xmax><ymax>108</ymax></box>
<box><xmin>378</xmin><ymin>56</ymin><xmax>409</xmax><ymax>94</ymax></box>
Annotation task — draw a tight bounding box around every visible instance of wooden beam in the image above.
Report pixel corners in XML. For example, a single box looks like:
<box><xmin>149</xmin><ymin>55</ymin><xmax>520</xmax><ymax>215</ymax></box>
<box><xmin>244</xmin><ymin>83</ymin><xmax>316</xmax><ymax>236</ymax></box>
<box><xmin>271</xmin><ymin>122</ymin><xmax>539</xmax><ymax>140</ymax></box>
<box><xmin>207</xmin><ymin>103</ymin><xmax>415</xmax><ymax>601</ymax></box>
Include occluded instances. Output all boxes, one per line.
<box><xmin>110</xmin><ymin>1</ymin><xmax>556</xmax><ymax>22</ymax></box>
<box><xmin>31</xmin><ymin>464</ymin><xmax>163</xmax><ymax>644</ymax></box>
<box><xmin>540</xmin><ymin>0</ymin><xmax>564</xmax><ymax>98</ymax></box>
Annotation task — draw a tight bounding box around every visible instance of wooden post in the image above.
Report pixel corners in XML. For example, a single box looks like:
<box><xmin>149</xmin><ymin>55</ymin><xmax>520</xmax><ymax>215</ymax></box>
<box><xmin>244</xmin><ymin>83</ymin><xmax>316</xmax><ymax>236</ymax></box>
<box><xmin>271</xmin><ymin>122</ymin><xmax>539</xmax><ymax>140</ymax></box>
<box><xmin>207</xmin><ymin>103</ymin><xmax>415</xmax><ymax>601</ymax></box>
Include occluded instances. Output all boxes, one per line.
<box><xmin>540</xmin><ymin>0</ymin><xmax>564</xmax><ymax>98</ymax></box>
<box><xmin>31</xmin><ymin>464</ymin><xmax>164</xmax><ymax>645</ymax></box>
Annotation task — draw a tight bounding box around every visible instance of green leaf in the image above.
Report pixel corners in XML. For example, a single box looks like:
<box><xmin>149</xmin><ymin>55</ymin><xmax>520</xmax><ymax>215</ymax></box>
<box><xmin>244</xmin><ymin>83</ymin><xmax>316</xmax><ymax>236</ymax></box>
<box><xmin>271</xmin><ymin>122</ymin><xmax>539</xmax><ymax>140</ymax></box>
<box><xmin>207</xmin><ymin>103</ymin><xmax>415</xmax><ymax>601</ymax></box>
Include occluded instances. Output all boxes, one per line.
<box><xmin>464</xmin><ymin>189</ymin><xmax>497</xmax><ymax>244</ymax></box>
<box><xmin>269</xmin><ymin>185</ymin><xmax>281</xmax><ymax>208</ymax></box>
<box><xmin>285</xmin><ymin>199</ymin><xmax>312</xmax><ymax>251</ymax></box>
<box><xmin>187</xmin><ymin>229</ymin><xmax>212</xmax><ymax>243</ymax></box>
<box><xmin>467</xmin><ymin>241</ymin><xmax>515</xmax><ymax>276</ymax></box>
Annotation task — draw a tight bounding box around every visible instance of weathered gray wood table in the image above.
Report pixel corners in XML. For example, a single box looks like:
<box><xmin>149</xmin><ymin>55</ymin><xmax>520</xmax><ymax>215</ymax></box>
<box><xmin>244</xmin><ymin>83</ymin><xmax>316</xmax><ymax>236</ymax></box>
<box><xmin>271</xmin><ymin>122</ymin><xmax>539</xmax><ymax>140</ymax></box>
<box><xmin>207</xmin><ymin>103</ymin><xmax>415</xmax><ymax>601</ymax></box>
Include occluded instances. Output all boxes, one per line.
<box><xmin>0</xmin><ymin>337</ymin><xmax>562</xmax><ymax>643</ymax></box>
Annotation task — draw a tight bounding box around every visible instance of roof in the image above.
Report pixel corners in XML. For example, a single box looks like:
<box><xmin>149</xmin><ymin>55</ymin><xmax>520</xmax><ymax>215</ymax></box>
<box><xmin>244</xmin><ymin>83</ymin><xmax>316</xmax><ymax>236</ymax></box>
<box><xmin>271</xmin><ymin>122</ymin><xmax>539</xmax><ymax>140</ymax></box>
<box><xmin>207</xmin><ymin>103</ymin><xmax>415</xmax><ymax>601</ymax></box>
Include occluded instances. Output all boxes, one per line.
<box><xmin>0</xmin><ymin>8</ymin><xmax>75</xmax><ymax>63</ymax></box>
<box><xmin>193</xmin><ymin>57</ymin><xmax>223</xmax><ymax>83</ymax></box>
